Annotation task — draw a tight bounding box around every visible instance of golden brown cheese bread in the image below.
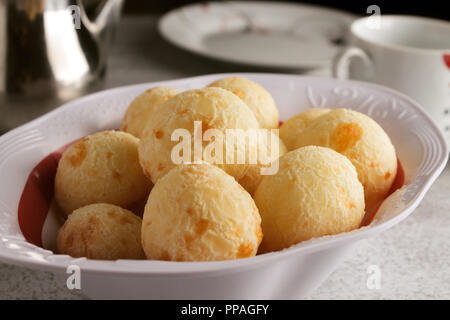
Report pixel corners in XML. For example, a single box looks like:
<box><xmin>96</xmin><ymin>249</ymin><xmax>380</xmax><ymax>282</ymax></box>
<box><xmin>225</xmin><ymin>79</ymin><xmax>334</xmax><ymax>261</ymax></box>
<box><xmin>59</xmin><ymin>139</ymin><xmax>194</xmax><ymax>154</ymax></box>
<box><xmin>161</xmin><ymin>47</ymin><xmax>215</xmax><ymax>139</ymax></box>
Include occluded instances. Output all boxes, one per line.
<box><xmin>207</xmin><ymin>77</ymin><xmax>279</xmax><ymax>129</ymax></box>
<box><xmin>254</xmin><ymin>146</ymin><xmax>365</xmax><ymax>253</ymax></box>
<box><xmin>280</xmin><ymin>108</ymin><xmax>331</xmax><ymax>150</ymax></box>
<box><xmin>57</xmin><ymin>203</ymin><xmax>145</xmax><ymax>260</ymax></box>
<box><xmin>286</xmin><ymin>109</ymin><xmax>397</xmax><ymax>212</ymax></box>
<box><xmin>121</xmin><ymin>86</ymin><xmax>180</xmax><ymax>138</ymax></box>
<box><xmin>55</xmin><ymin>131</ymin><xmax>152</xmax><ymax>216</ymax></box>
<box><xmin>141</xmin><ymin>162</ymin><xmax>262</xmax><ymax>261</ymax></box>
<box><xmin>138</xmin><ymin>87</ymin><xmax>260</xmax><ymax>184</ymax></box>
<box><xmin>237</xmin><ymin>130</ymin><xmax>288</xmax><ymax>195</ymax></box>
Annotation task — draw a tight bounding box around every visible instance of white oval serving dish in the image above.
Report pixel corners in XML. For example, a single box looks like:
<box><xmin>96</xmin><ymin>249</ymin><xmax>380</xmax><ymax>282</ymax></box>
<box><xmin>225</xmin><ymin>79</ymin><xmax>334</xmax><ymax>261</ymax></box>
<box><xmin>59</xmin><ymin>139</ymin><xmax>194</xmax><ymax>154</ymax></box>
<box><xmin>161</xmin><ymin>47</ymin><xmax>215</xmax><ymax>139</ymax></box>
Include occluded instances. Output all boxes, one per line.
<box><xmin>0</xmin><ymin>73</ymin><xmax>447</xmax><ymax>299</ymax></box>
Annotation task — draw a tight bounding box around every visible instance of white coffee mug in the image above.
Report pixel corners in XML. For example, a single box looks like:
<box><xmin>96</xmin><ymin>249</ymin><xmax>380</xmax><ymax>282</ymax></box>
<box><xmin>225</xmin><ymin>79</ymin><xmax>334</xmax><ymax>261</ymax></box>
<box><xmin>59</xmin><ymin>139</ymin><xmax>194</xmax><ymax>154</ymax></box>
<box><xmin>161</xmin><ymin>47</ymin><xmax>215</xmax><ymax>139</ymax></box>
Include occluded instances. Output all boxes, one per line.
<box><xmin>333</xmin><ymin>15</ymin><xmax>450</xmax><ymax>142</ymax></box>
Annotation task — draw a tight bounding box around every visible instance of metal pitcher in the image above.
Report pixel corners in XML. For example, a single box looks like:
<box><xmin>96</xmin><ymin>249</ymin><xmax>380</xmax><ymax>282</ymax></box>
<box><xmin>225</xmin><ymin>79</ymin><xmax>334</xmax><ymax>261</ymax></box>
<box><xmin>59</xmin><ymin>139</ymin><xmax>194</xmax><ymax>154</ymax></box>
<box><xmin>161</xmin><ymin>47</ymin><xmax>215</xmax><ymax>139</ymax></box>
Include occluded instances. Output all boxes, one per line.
<box><xmin>0</xmin><ymin>0</ymin><xmax>123</xmax><ymax>100</ymax></box>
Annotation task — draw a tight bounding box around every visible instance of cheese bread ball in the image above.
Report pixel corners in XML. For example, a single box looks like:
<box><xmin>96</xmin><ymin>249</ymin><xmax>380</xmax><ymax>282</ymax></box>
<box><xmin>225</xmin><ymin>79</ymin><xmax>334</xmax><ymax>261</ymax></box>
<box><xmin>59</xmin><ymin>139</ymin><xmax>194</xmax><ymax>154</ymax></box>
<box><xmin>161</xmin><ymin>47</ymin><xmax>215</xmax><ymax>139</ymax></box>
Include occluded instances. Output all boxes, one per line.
<box><xmin>141</xmin><ymin>162</ymin><xmax>263</xmax><ymax>261</ymax></box>
<box><xmin>55</xmin><ymin>131</ymin><xmax>152</xmax><ymax>216</ymax></box>
<box><xmin>238</xmin><ymin>130</ymin><xmax>288</xmax><ymax>195</ymax></box>
<box><xmin>139</xmin><ymin>87</ymin><xmax>260</xmax><ymax>184</ymax></box>
<box><xmin>207</xmin><ymin>77</ymin><xmax>279</xmax><ymax>129</ymax></box>
<box><xmin>121</xmin><ymin>87</ymin><xmax>180</xmax><ymax>138</ymax></box>
<box><xmin>290</xmin><ymin>109</ymin><xmax>397</xmax><ymax>212</ymax></box>
<box><xmin>254</xmin><ymin>146</ymin><xmax>365</xmax><ymax>253</ymax></box>
<box><xmin>280</xmin><ymin>108</ymin><xmax>331</xmax><ymax>150</ymax></box>
<box><xmin>57</xmin><ymin>203</ymin><xmax>145</xmax><ymax>260</ymax></box>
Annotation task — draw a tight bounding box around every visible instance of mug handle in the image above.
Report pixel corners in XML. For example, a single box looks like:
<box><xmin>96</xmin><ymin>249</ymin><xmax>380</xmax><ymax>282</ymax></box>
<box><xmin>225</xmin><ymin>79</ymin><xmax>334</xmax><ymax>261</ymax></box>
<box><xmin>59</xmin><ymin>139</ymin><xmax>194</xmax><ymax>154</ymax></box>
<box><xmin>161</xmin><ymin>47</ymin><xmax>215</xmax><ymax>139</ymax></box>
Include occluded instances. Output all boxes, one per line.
<box><xmin>332</xmin><ymin>47</ymin><xmax>373</xmax><ymax>79</ymax></box>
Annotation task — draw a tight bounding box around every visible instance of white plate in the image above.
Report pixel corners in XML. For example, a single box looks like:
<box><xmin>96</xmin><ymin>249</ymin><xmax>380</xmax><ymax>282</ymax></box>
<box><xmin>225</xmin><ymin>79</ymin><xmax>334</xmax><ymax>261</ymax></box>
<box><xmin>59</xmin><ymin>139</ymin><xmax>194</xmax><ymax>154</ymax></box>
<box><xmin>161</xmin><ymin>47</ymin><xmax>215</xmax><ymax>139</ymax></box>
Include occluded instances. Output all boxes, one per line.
<box><xmin>0</xmin><ymin>73</ymin><xmax>447</xmax><ymax>299</ymax></box>
<box><xmin>158</xmin><ymin>1</ymin><xmax>356</xmax><ymax>69</ymax></box>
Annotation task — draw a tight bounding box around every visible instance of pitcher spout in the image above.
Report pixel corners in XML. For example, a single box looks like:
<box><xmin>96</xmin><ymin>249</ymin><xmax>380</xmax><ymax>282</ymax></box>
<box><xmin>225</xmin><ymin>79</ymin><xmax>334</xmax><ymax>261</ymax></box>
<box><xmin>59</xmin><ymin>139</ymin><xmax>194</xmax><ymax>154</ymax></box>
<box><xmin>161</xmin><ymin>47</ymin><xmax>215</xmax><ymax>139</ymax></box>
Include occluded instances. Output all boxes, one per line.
<box><xmin>76</xmin><ymin>0</ymin><xmax>124</xmax><ymax>38</ymax></box>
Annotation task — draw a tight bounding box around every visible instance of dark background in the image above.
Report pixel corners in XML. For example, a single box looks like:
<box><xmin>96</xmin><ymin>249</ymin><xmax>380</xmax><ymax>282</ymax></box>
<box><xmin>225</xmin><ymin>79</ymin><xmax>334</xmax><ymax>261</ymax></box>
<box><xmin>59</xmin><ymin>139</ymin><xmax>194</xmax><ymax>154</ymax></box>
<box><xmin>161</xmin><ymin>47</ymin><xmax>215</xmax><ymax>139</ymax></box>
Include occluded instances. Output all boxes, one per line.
<box><xmin>123</xmin><ymin>0</ymin><xmax>450</xmax><ymax>20</ymax></box>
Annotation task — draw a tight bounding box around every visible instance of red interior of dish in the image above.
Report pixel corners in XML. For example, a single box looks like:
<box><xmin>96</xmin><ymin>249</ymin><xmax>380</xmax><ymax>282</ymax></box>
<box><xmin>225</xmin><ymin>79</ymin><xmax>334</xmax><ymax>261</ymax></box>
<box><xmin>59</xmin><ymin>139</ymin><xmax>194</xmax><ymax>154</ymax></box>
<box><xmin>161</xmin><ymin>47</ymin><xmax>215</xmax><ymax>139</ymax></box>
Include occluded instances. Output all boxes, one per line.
<box><xmin>17</xmin><ymin>140</ymin><xmax>405</xmax><ymax>248</ymax></box>
<box><xmin>18</xmin><ymin>140</ymin><xmax>78</xmax><ymax>247</ymax></box>
<box><xmin>360</xmin><ymin>158</ymin><xmax>405</xmax><ymax>226</ymax></box>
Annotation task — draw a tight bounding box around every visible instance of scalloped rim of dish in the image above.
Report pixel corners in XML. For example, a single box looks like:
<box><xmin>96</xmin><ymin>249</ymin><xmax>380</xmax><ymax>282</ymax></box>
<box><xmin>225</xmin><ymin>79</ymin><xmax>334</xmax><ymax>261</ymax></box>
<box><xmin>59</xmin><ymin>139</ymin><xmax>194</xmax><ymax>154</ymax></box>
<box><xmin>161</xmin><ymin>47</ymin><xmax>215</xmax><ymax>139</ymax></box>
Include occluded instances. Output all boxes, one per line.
<box><xmin>0</xmin><ymin>73</ymin><xmax>448</xmax><ymax>276</ymax></box>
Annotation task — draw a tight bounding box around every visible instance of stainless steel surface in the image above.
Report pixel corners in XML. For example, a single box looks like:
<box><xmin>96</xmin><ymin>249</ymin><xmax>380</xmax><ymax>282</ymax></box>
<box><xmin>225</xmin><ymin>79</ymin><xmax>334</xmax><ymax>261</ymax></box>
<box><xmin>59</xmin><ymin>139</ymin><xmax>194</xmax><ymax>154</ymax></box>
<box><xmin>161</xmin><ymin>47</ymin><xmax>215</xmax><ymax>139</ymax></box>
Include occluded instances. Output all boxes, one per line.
<box><xmin>0</xmin><ymin>0</ymin><xmax>123</xmax><ymax>102</ymax></box>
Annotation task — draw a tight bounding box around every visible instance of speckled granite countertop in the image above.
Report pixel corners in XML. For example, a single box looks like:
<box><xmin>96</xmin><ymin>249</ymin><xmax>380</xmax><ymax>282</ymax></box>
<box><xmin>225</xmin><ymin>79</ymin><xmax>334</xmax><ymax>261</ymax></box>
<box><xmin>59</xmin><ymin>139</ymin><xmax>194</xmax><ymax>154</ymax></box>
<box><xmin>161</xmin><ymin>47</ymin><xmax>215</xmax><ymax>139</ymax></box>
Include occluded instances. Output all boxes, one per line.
<box><xmin>0</xmin><ymin>16</ymin><xmax>449</xmax><ymax>300</ymax></box>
